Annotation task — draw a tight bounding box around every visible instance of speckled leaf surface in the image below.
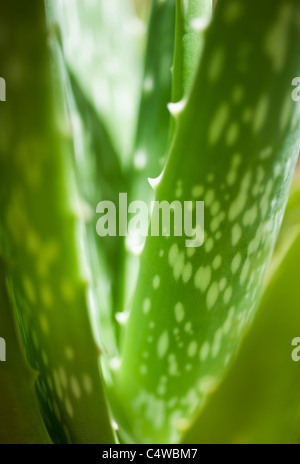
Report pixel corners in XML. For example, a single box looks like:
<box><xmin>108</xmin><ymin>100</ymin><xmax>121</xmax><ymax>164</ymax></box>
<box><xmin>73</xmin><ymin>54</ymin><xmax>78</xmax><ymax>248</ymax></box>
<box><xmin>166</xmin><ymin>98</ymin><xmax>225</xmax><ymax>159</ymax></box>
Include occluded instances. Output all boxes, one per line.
<box><xmin>116</xmin><ymin>0</ymin><xmax>300</xmax><ymax>444</ymax></box>
<box><xmin>183</xmin><ymin>228</ymin><xmax>300</xmax><ymax>444</ymax></box>
<box><xmin>0</xmin><ymin>1</ymin><xmax>114</xmax><ymax>444</ymax></box>
<box><xmin>1</xmin><ymin>0</ymin><xmax>300</xmax><ymax>446</ymax></box>
<box><xmin>0</xmin><ymin>261</ymin><xmax>51</xmax><ymax>444</ymax></box>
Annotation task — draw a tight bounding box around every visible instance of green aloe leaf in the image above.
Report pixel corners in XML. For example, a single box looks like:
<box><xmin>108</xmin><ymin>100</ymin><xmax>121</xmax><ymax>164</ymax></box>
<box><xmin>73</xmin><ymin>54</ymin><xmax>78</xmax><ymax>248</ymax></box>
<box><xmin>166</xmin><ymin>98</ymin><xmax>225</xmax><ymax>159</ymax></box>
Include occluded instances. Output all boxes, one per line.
<box><xmin>265</xmin><ymin>175</ymin><xmax>300</xmax><ymax>283</ymax></box>
<box><xmin>0</xmin><ymin>0</ymin><xmax>115</xmax><ymax>444</ymax></box>
<box><xmin>172</xmin><ymin>0</ymin><xmax>212</xmax><ymax>102</ymax></box>
<box><xmin>46</xmin><ymin>0</ymin><xmax>142</xmax><ymax>164</ymax></box>
<box><xmin>133</xmin><ymin>0</ymin><xmax>176</xmax><ymax>179</ymax></box>
<box><xmin>182</xmin><ymin>227</ymin><xmax>300</xmax><ymax>444</ymax></box>
<box><xmin>169</xmin><ymin>0</ymin><xmax>213</xmax><ymax>148</ymax></box>
<box><xmin>1</xmin><ymin>0</ymin><xmax>300</xmax><ymax>446</ymax></box>
<box><xmin>116</xmin><ymin>0</ymin><xmax>300</xmax><ymax>444</ymax></box>
<box><xmin>0</xmin><ymin>261</ymin><xmax>51</xmax><ymax>444</ymax></box>
<box><xmin>123</xmin><ymin>0</ymin><xmax>177</xmax><ymax>314</ymax></box>
<box><xmin>64</xmin><ymin>66</ymin><xmax>126</xmax><ymax>350</ymax></box>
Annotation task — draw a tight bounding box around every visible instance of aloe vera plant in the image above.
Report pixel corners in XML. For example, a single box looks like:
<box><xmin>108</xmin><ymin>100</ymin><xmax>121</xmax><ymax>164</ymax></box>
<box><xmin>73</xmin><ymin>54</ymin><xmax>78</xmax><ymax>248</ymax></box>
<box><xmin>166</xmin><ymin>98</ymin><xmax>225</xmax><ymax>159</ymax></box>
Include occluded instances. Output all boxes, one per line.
<box><xmin>0</xmin><ymin>0</ymin><xmax>300</xmax><ymax>445</ymax></box>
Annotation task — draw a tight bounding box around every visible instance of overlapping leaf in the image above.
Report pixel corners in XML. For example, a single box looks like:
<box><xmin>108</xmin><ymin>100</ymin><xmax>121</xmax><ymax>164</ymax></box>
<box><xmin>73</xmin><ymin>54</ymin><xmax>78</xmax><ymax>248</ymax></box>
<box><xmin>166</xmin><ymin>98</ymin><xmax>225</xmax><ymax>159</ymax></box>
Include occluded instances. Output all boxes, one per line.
<box><xmin>183</xmin><ymin>226</ymin><xmax>300</xmax><ymax>444</ymax></box>
<box><xmin>46</xmin><ymin>0</ymin><xmax>142</xmax><ymax>164</ymax></box>
<box><xmin>172</xmin><ymin>0</ymin><xmax>212</xmax><ymax>102</ymax></box>
<box><xmin>0</xmin><ymin>0</ymin><xmax>115</xmax><ymax>444</ymax></box>
<box><xmin>0</xmin><ymin>261</ymin><xmax>51</xmax><ymax>444</ymax></box>
<box><xmin>0</xmin><ymin>0</ymin><xmax>300</xmax><ymax>446</ymax></box>
<box><xmin>116</xmin><ymin>0</ymin><xmax>300</xmax><ymax>444</ymax></box>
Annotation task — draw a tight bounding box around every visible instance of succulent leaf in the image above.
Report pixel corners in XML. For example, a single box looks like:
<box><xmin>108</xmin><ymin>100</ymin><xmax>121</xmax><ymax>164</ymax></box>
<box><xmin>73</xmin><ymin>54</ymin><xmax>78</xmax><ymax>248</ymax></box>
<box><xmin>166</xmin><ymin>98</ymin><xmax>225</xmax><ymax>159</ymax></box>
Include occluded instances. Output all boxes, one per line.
<box><xmin>0</xmin><ymin>0</ymin><xmax>115</xmax><ymax>444</ymax></box>
<box><xmin>134</xmin><ymin>0</ymin><xmax>176</xmax><ymax>179</ymax></box>
<box><xmin>183</xmin><ymin>227</ymin><xmax>300</xmax><ymax>444</ymax></box>
<box><xmin>0</xmin><ymin>0</ymin><xmax>300</xmax><ymax>446</ymax></box>
<box><xmin>0</xmin><ymin>260</ymin><xmax>51</xmax><ymax>444</ymax></box>
<box><xmin>122</xmin><ymin>0</ymin><xmax>177</xmax><ymax>313</ymax></box>
<box><xmin>172</xmin><ymin>0</ymin><xmax>212</xmax><ymax>102</ymax></box>
<box><xmin>46</xmin><ymin>0</ymin><xmax>142</xmax><ymax>163</ymax></box>
<box><xmin>116</xmin><ymin>0</ymin><xmax>300</xmax><ymax>444</ymax></box>
<box><xmin>65</xmin><ymin>67</ymin><xmax>127</xmax><ymax>350</ymax></box>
